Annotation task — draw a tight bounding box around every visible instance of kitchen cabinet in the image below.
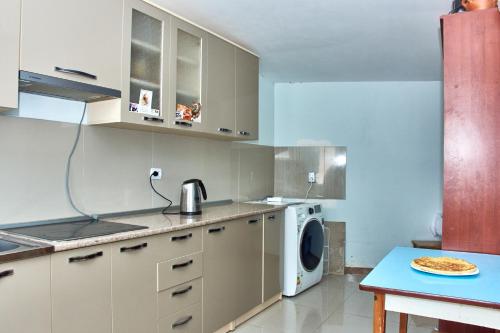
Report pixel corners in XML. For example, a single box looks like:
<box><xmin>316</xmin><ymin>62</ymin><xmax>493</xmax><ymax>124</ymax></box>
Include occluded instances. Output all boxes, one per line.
<box><xmin>88</xmin><ymin>0</ymin><xmax>171</xmax><ymax>128</ymax></box>
<box><xmin>51</xmin><ymin>245</ymin><xmax>112</xmax><ymax>333</ymax></box>
<box><xmin>111</xmin><ymin>238</ymin><xmax>156</xmax><ymax>333</ymax></box>
<box><xmin>206</xmin><ymin>34</ymin><xmax>236</xmax><ymax>137</ymax></box>
<box><xmin>0</xmin><ymin>256</ymin><xmax>51</xmax><ymax>333</ymax></box>
<box><xmin>263</xmin><ymin>211</ymin><xmax>283</xmax><ymax>301</ymax></box>
<box><xmin>170</xmin><ymin>17</ymin><xmax>209</xmax><ymax>133</ymax></box>
<box><xmin>203</xmin><ymin>216</ymin><xmax>263</xmax><ymax>332</ymax></box>
<box><xmin>235</xmin><ymin>48</ymin><xmax>259</xmax><ymax>140</ymax></box>
<box><xmin>20</xmin><ymin>0</ymin><xmax>122</xmax><ymax>90</ymax></box>
<box><xmin>0</xmin><ymin>0</ymin><xmax>20</xmax><ymax>111</ymax></box>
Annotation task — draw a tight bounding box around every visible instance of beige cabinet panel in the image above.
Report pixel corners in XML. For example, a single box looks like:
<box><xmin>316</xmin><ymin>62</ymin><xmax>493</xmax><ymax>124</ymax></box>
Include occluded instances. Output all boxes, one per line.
<box><xmin>235</xmin><ymin>49</ymin><xmax>259</xmax><ymax>140</ymax></box>
<box><xmin>0</xmin><ymin>0</ymin><xmax>20</xmax><ymax>111</ymax></box>
<box><xmin>158</xmin><ymin>252</ymin><xmax>203</xmax><ymax>291</ymax></box>
<box><xmin>20</xmin><ymin>0</ymin><xmax>122</xmax><ymax>90</ymax></box>
<box><xmin>111</xmin><ymin>238</ymin><xmax>156</xmax><ymax>333</ymax></box>
<box><xmin>158</xmin><ymin>302</ymin><xmax>202</xmax><ymax>333</ymax></box>
<box><xmin>206</xmin><ymin>34</ymin><xmax>236</xmax><ymax>137</ymax></box>
<box><xmin>264</xmin><ymin>212</ymin><xmax>283</xmax><ymax>301</ymax></box>
<box><xmin>0</xmin><ymin>256</ymin><xmax>51</xmax><ymax>333</ymax></box>
<box><xmin>155</xmin><ymin>227</ymin><xmax>202</xmax><ymax>262</ymax></box>
<box><xmin>169</xmin><ymin>18</ymin><xmax>209</xmax><ymax>133</ymax></box>
<box><xmin>51</xmin><ymin>245</ymin><xmax>112</xmax><ymax>333</ymax></box>
<box><xmin>203</xmin><ymin>217</ymin><xmax>263</xmax><ymax>333</ymax></box>
<box><xmin>158</xmin><ymin>277</ymin><xmax>202</xmax><ymax>320</ymax></box>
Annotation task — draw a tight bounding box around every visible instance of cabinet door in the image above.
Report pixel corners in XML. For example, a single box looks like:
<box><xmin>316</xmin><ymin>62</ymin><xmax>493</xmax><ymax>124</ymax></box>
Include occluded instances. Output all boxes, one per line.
<box><xmin>120</xmin><ymin>0</ymin><xmax>171</xmax><ymax>128</ymax></box>
<box><xmin>0</xmin><ymin>256</ymin><xmax>51</xmax><ymax>333</ymax></box>
<box><xmin>170</xmin><ymin>18</ymin><xmax>209</xmax><ymax>133</ymax></box>
<box><xmin>51</xmin><ymin>245</ymin><xmax>112</xmax><ymax>333</ymax></box>
<box><xmin>0</xmin><ymin>0</ymin><xmax>20</xmax><ymax>111</ymax></box>
<box><xmin>111</xmin><ymin>239</ymin><xmax>156</xmax><ymax>333</ymax></box>
<box><xmin>206</xmin><ymin>34</ymin><xmax>236</xmax><ymax>137</ymax></box>
<box><xmin>264</xmin><ymin>212</ymin><xmax>283</xmax><ymax>301</ymax></box>
<box><xmin>235</xmin><ymin>49</ymin><xmax>259</xmax><ymax>140</ymax></box>
<box><xmin>20</xmin><ymin>0</ymin><xmax>122</xmax><ymax>90</ymax></box>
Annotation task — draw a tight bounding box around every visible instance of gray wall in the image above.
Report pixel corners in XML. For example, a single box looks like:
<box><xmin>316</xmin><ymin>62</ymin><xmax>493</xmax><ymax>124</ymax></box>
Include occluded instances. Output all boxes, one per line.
<box><xmin>274</xmin><ymin>81</ymin><xmax>443</xmax><ymax>267</ymax></box>
<box><xmin>0</xmin><ymin>94</ymin><xmax>274</xmax><ymax>225</ymax></box>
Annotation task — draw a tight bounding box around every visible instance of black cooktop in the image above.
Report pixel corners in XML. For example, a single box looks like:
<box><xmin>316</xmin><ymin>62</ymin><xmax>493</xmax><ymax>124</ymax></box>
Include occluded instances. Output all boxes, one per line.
<box><xmin>4</xmin><ymin>219</ymin><xmax>148</xmax><ymax>241</ymax></box>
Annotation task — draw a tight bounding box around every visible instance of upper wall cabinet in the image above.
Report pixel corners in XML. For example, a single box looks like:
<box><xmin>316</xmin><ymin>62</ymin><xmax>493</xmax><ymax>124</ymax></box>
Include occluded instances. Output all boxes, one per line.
<box><xmin>20</xmin><ymin>0</ymin><xmax>122</xmax><ymax>91</ymax></box>
<box><xmin>0</xmin><ymin>0</ymin><xmax>20</xmax><ymax>111</ymax></box>
<box><xmin>206</xmin><ymin>34</ymin><xmax>236</xmax><ymax>137</ymax></box>
<box><xmin>88</xmin><ymin>0</ymin><xmax>171</xmax><ymax>128</ymax></box>
<box><xmin>235</xmin><ymin>49</ymin><xmax>259</xmax><ymax>140</ymax></box>
<box><xmin>169</xmin><ymin>18</ymin><xmax>209</xmax><ymax>133</ymax></box>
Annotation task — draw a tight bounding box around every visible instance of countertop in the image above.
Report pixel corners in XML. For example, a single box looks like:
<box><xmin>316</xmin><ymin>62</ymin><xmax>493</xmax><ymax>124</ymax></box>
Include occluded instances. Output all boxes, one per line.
<box><xmin>1</xmin><ymin>202</ymin><xmax>286</xmax><ymax>254</ymax></box>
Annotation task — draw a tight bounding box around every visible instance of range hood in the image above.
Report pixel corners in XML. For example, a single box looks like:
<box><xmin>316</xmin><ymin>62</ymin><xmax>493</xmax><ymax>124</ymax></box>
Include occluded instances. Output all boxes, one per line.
<box><xmin>19</xmin><ymin>71</ymin><xmax>121</xmax><ymax>103</ymax></box>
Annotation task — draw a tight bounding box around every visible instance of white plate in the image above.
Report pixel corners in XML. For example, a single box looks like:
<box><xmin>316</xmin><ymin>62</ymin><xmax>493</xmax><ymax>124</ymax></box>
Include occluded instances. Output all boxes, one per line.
<box><xmin>410</xmin><ymin>262</ymin><xmax>480</xmax><ymax>276</ymax></box>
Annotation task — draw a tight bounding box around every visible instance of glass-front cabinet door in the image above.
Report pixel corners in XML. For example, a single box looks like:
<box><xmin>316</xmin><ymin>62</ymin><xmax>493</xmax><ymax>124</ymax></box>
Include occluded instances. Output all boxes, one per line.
<box><xmin>170</xmin><ymin>18</ymin><xmax>208</xmax><ymax>132</ymax></box>
<box><xmin>121</xmin><ymin>0</ymin><xmax>170</xmax><ymax>128</ymax></box>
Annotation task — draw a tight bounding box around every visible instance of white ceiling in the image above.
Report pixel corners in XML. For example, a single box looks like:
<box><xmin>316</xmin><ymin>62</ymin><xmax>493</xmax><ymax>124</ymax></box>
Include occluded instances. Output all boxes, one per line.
<box><xmin>153</xmin><ymin>0</ymin><xmax>451</xmax><ymax>82</ymax></box>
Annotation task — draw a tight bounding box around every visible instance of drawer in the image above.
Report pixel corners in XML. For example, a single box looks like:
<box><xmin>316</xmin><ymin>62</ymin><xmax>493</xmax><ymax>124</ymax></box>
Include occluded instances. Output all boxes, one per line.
<box><xmin>158</xmin><ymin>278</ymin><xmax>202</xmax><ymax>319</ymax></box>
<box><xmin>158</xmin><ymin>303</ymin><xmax>202</xmax><ymax>333</ymax></box>
<box><xmin>158</xmin><ymin>252</ymin><xmax>203</xmax><ymax>291</ymax></box>
<box><xmin>157</xmin><ymin>228</ymin><xmax>202</xmax><ymax>262</ymax></box>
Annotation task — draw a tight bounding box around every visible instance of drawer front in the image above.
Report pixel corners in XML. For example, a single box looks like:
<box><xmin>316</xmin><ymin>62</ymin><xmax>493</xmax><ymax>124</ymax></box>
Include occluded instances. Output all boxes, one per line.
<box><xmin>157</xmin><ymin>228</ymin><xmax>202</xmax><ymax>262</ymax></box>
<box><xmin>158</xmin><ymin>303</ymin><xmax>202</xmax><ymax>333</ymax></box>
<box><xmin>158</xmin><ymin>278</ymin><xmax>202</xmax><ymax>319</ymax></box>
<box><xmin>158</xmin><ymin>252</ymin><xmax>203</xmax><ymax>291</ymax></box>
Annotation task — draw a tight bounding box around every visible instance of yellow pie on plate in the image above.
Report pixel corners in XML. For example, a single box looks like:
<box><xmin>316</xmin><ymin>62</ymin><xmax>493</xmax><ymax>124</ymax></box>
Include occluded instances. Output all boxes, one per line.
<box><xmin>410</xmin><ymin>256</ymin><xmax>479</xmax><ymax>276</ymax></box>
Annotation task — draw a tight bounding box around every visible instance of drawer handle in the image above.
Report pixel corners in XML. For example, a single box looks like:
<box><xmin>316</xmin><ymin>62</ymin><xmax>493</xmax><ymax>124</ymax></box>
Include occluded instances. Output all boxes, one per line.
<box><xmin>120</xmin><ymin>243</ymin><xmax>148</xmax><ymax>253</ymax></box>
<box><xmin>208</xmin><ymin>226</ymin><xmax>225</xmax><ymax>233</ymax></box>
<box><xmin>268</xmin><ymin>215</ymin><xmax>276</xmax><ymax>220</ymax></box>
<box><xmin>172</xmin><ymin>315</ymin><xmax>193</xmax><ymax>329</ymax></box>
<box><xmin>172</xmin><ymin>285</ymin><xmax>192</xmax><ymax>297</ymax></box>
<box><xmin>175</xmin><ymin>121</ymin><xmax>192</xmax><ymax>127</ymax></box>
<box><xmin>68</xmin><ymin>251</ymin><xmax>103</xmax><ymax>263</ymax></box>
<box><xmin>54</xmin><ymin>66</ymin><xmax>97</xmax><ymax>80</ymax></box>
<box><xmin>143</xmin><ymin>116</ymin><xmax>164</xmax><ymax>123</ymax></box>
<box><xmin>217</xmin><ymin>127</ymin><xmax>233</xmax><ymax>134</ymax></box>
<box><xmin>0</xmin><ymin>269</ymin><xmax>14</xmax><ymax>279</ymax></box>
<box><xmin>172</xmin><ymin>260</ymin><xmax>193</xmax><ymax>270</ymax></box>
<box><xmin>248</xmin><ymin>219</ymin><xmax>260</xmax><ymax>224</ymax></box>
<box><xmin>171</xmin><ymin>233</ymin><xmax>192</xmax><ymax>242</ymax></box>
<box><xmin>237</xmin><ymin>131</ymin><xmax>251</xmax><ymax>136</ymax></box>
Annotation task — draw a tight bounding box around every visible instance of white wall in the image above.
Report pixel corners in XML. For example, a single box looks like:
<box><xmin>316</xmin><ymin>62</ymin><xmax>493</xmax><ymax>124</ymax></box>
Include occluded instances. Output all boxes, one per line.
<box><xmin>274</xmin><ymin>81</ymin><xmax>443</xmax><ymax>267</ymax></box>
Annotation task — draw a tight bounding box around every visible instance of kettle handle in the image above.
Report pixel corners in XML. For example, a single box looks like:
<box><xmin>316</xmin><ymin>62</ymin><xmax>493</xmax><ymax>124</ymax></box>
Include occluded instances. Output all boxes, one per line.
<box><xmin>198</xmin><ymin>180</ymin><xmax>207</xmax><ymax>201</ymax></box>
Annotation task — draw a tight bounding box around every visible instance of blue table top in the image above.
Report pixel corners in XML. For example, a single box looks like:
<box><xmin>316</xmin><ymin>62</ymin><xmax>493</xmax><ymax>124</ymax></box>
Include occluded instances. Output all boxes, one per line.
<box><xmin>360</xmin><ymin>247</ymin><xmax>500</xmax><ymax>306</ymax></box>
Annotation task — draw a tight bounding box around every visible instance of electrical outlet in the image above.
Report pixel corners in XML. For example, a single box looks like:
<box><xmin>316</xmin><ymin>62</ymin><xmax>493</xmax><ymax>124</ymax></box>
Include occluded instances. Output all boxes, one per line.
<box><xmin>308</xmin><ymin>172</ymin><xmax>316</xmax><ymax>183</ymax></box>
<box><xmin>150</xmin><ymin>168</ymin><xmax>162</xmax><ymax>180</ymax></box>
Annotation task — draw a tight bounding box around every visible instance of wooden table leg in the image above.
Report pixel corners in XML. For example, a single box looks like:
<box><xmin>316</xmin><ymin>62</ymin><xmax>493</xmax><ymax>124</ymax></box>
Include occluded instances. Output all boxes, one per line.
<box><xmin>399</xmin><ymin>313</ymin><xmax>408</xmax><ymax>333</ymax></box>
<box><xmin>373</xmin><ymin>293</ymin><xmax>386</xmax><ymax>333</ymax></box>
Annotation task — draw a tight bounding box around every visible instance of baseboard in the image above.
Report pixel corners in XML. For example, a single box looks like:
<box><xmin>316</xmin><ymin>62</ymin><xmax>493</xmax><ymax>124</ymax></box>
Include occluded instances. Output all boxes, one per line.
<box><xmin>344</xmin><ymin>267</ymin><xmax>373</xmax><ymax>275</ymax></box>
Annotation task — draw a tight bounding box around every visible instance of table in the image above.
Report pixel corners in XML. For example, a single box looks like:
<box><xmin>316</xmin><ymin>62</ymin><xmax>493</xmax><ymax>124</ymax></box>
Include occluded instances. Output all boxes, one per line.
<box><xmin>359</xmin><ymin>247</ymin><xmax>500</xmax><ymax>333</ymax></box>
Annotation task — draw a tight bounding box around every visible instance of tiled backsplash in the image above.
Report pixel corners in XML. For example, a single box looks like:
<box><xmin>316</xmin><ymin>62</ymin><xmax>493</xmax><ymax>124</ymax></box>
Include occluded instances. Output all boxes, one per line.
<box><xmin>0</xmin><ymin>116</ymin><xmax>274</xmax><ymax>225</ymax></box>
<box><xmin>274</xmin><ymin>146</ymin><xmax>346</xmax><ymax>199</ymax></box>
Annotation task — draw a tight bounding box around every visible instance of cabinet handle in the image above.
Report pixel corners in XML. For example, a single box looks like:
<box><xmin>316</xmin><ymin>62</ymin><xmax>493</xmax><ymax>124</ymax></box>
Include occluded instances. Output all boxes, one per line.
<box><xmin>217</xmin><ymin>127</ymin><xmax>233</xmax><ymax>134</ymax></box>
<box><xmin>171</xmin><ymin>285</ymin><xmax>192</xmax><ymax>297</ymax></box>
<box><xmin>54</xmin><ymin>66</ymin><xmax>97</xmax><ymax>80</ymax></box>
<box><xmin>175</xmin><ymin>121</ymin><xmax>193</xmax><ymax>127</ymax></box>
<box><xmin>120</xmin><ymin>242</ymin><xmax>148</xmax><ymax>253</ymax></box>
<box><xmin>248</xmin><ymin>219</ymin><xmax>260</xmax><ymax>224</ymax></box>
<box><xmin>268</xmin><ymin>215</ymin><xmax>276</xmax><ymax>220</ymax></box>
<box><xmin>208</xmin><ymin>226</ymin><xmax>225</xmax><ymax>233</ymax></box>
<box><xmin>172</xmin><ymin>315</ymin><xmax>193</xmax><ymax>329</ymax></box>
<box><xmin>171</xmin><ymin>233</ymin><xmax>192</xmax><ymax>241</ymax></box>
<box><xmin>172</xmin><ymin>260</ymin><xmax>193</xmax><ymax>270</ymax></box>
<box><xmin>143</xmin><ymin>116</ymin><xmax>164</xmax><ymax>123</ymax></box>
<box><xmin>238</xmin><ymin>131</ymin><xmax>251</xmax><ymax>136</ymax></box>
<box><xmin>0</xmin><ymin>269</ymin><xmax>14</xmax><ymax>280</ymax></box>
<box><xmin>68</xmin><ymin>251</ymin><xmax>103</xmax><ymax>263</ymax></box>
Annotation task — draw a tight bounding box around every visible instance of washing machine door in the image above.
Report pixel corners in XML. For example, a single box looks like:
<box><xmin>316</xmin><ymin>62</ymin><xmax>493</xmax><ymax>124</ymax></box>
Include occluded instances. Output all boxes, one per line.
<box><xmin>299</xmin><ymin>218</ymin><xmax>324</xmax><ymax>272</ymax></box>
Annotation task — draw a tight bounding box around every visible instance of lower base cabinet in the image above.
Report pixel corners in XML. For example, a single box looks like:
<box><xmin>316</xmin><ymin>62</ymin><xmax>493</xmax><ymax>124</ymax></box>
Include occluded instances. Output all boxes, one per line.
<box><xmin>264</xmin><ymin>212</ymin><xmax>283</xmax><ymax>301</ymax></box>
<box><xmin>51</xmin><ymin>245</ymin><xmax>112</xmax><ymax>333</ymax></box>
<box><xmin>0</xmin><ymin>256</ymin><xmax>51</xmax><ymax>333</ymax></box>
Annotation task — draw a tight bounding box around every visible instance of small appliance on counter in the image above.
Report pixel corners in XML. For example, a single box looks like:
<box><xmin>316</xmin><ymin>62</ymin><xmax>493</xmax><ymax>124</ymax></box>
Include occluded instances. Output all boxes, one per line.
<box><xmin>180</xmin><ymin>179</ymin><xmax>207</xmax><ymax>215</ymax></box>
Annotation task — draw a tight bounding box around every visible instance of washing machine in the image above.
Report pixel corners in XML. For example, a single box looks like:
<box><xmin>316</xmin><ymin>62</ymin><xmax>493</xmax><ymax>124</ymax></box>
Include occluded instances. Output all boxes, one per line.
<box><xmin>282</xmin><ymin>202</ymin><xmax>325</xmax><ymax>297</ymax></box>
